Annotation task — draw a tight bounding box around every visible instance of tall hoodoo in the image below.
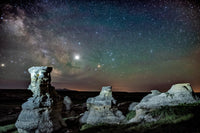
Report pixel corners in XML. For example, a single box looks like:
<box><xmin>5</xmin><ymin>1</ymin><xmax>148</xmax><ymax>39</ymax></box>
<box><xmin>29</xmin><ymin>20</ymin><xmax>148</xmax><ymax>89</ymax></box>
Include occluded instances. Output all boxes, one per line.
<box><xmin>15</xmin><ymin>66</ymin><xmax>66</xmax><ymax>133</ymax></box>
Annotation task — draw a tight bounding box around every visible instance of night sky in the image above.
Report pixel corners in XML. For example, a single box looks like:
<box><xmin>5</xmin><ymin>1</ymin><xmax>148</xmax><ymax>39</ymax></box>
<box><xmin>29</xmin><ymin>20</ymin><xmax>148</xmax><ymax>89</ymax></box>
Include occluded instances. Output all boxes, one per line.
<box><xmin>0</xmin><ymin>0</ymin><xmax>200</xmax><ymax>92</ymax></box>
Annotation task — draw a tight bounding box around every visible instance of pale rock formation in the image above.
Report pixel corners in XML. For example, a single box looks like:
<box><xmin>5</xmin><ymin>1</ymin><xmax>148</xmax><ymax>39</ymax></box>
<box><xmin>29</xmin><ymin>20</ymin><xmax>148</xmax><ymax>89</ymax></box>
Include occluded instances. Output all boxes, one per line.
<box><xmin>15</xmin><ymin>66</ymin><xmax>66</xmax><ymax>133</ymax></box>
<box><xmin>64</xmin><ymin>96</ymin><xmax>72</xmax><ymax>111</ymax></box>
<box><xmin>129</xmin><ymin>83</ymin><xmax>198</xmax><ymax>123</ymax></box>
<box><xmin>80</xmin><ymin>86</ymin><xmax>125</xmax><ymax>125</ymax></box>
<box><xmin>128</xmin><ymin>102</ymin><xmax>138</xmax><ymax>111</ymax></box>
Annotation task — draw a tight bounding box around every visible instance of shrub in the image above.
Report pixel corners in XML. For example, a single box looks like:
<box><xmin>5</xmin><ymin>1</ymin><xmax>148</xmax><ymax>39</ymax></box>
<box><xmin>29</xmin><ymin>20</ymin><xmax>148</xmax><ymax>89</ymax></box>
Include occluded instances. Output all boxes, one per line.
<box><xmin>126</xmin><ymin>111</ymin><xmax>136</xmax><ymax>121</ymax></box>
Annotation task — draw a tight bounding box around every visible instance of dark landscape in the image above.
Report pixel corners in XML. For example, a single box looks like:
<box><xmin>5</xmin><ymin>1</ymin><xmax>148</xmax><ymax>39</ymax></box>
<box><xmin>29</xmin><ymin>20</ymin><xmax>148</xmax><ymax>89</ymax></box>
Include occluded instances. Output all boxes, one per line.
<box><xmin>0</xmin><ymin>89</ymin><xmax>148</xmax><ymax>124</ymax></box>
<box><xmin>0</xmin><ymin>89</ymin><xmax>200</xmax><ymax>133</ymax></box>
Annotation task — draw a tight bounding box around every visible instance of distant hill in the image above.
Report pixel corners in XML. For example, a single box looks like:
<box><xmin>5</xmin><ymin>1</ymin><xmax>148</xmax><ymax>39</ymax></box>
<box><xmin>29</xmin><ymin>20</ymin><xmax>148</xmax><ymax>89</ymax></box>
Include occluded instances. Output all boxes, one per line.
<box><xmin>56</xmin><ymin>88</ymin><xmax>78</xmax><ymax>92</ymax></box>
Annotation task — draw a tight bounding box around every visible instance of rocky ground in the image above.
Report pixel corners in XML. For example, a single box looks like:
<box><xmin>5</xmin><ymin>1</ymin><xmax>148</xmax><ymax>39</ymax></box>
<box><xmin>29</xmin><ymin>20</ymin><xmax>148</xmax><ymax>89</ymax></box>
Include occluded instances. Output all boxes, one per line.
<box><xmin>0</xmin><ymin>89</ymin><xmax>146</xmax><ymax>133</ymax></box>
<box><xmin>0</xmin><ymin>89</ymin><xmax>200</xmax><ymax>133</ymax></box>
<box><xmin>80</xmin><ymin>102</ymin><xmax>200</xmax><ymax>133</ymax></box>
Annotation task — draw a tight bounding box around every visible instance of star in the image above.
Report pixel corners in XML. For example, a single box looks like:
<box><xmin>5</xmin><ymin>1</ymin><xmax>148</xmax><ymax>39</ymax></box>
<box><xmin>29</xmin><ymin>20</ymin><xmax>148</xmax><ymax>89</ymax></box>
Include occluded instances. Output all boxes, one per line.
<box><xmin>74</xmin><ymin>54</ymin><xmax>80</xmax><ymax>60</ymax></box>
<box><xmin>1</xmin><ymin>63</ymin><xmax>5</xmax><ymax>67</ymax></box>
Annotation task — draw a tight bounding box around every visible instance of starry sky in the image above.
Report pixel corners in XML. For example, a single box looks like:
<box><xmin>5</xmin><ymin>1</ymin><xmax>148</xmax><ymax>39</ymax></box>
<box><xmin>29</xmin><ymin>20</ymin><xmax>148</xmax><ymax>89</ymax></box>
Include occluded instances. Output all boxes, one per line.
<box><xmin>0</xmin><ymin>0</ymin><xmax>200</xmax><ymax>92</ymax></box>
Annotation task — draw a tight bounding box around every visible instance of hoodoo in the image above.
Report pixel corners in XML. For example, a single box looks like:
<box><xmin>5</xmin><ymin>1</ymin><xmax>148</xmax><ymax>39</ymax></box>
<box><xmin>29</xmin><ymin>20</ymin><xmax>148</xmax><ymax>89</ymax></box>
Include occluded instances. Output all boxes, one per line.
<box><xmin>128</xmin><ymin>83</ymin><xmax>198</xmax><ymax>123</ymax></box>
<box><xmin>15</xmin><ymin>66</ymin><xmax>66</xmax><ymax>133</ymax></box>
<box><xmin>80</xmin><ymin>86</ymin><xmax>125</xmax><ymax>125</ymax></box>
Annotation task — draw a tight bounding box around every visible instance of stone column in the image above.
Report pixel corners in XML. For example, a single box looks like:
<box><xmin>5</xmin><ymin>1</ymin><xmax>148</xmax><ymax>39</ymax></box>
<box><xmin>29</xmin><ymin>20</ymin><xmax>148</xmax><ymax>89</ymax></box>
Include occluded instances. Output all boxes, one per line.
<box><xmin>15</xmin><ymin>66</ymin><xmax>66</xmax><ymax>133</ymax></box>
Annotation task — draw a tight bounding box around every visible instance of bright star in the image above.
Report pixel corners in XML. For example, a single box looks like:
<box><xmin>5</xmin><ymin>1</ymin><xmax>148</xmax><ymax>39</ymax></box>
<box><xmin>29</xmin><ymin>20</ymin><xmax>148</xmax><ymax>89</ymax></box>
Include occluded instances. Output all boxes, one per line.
<box><xmin>1</xmin><ymin>63</ymin><xmax>5</xmax><ymax>67</ymax></box>
<box><xmin>74</xmin><ymin>54</ymin><xmax>80</xmax><ymax>60</ymax></box>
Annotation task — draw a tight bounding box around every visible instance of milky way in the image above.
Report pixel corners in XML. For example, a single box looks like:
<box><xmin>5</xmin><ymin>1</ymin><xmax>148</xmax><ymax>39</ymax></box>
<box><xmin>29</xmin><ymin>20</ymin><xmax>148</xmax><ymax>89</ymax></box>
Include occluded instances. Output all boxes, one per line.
<box><xmin>0</xmin><ymin>0</ymin><xmax>200</xmax><ymax>91</ymax></box>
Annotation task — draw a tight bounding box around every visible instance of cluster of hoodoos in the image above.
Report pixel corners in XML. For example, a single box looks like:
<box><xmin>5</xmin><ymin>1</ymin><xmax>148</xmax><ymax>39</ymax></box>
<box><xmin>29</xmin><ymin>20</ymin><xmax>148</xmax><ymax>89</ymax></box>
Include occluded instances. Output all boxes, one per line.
<box><xmin>15</xmin><ymin>66</ymin><xmax>199</xmax><ymax>133</ymax></box>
